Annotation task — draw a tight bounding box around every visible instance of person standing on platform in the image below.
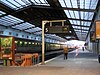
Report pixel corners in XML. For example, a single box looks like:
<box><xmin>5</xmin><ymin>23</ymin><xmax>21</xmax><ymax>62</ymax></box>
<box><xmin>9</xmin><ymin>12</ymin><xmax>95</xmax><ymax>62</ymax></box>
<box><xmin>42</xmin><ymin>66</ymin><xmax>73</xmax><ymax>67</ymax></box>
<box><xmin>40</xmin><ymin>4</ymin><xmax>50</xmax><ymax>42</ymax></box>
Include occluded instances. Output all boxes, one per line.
<box><xmin>63</xmin><ymin>46</ymin><xmax>68</xmax><ymax>60</ymax></box>
<box><xmin>82</xmin><ymin>47</ymin><xmax>84</xmax><ymax>51</ymax></box>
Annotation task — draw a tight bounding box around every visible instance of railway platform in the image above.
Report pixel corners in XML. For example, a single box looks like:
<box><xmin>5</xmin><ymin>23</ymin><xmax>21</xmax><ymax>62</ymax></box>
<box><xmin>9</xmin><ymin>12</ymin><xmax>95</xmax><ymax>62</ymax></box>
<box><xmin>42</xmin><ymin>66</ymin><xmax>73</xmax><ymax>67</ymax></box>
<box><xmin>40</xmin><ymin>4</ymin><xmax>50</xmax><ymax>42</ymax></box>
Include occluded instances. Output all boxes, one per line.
<box><xmin>0</xmin><ymin>49</ymin><xmax>100</xmax><ymax>75</ymax></box>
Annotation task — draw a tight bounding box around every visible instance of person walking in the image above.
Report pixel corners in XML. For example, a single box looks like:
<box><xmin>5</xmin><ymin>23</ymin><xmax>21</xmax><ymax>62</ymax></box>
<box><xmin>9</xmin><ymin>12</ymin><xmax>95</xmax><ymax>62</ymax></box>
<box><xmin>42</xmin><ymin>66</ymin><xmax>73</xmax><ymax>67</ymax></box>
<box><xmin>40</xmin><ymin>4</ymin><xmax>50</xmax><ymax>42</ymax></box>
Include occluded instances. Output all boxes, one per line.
<box><xmin>63</xmin><ymin>46</ymin><xmax>68</xmax><ymax>60</ymax></box>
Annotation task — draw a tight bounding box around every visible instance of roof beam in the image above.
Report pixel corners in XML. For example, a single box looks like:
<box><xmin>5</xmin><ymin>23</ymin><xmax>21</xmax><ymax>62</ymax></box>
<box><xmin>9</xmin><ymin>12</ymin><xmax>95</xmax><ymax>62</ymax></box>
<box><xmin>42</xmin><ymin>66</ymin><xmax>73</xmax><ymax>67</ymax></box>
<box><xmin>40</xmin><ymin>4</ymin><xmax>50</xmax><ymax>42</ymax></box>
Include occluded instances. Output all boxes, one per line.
<box><xmin>74</xmin><ymin>28</ymin><xmax>89</xmax><ymax>31</ymax></box>
<box><xmin>63</xmin><ymin>7</ymin><xmax>95</xmax><ymax>12</ymax></box>
<box><xmin>67</xmin><ymin>18</ymin><xmax>92</xmax><ymax>22</ymax></box>
<box><xmin>9</xmin><ymin>21</ymin><xmax>25</xmax><ymax>27</ymax></box>
<box><xmin>75</xmin><ymin>31</ymin><xmax>87</xmax><ymax>33</ymax></box>
<box><xmin>23</xmin><ymin>27</ymin><xmax>35</xmax><ymax>31</ymax></box>
<box><xmin>32</xmin><ymin>30</ymin><xmax>42</xmax><ymax>34</ymax></box>
<box><xmin>0</xmin><ymin>3</ymin><xmax>14</xmax><ymax>13</ymax></box>
<box><xmin>72</xmin><ymin>24</ymin><xmax>90</xmax><ymax>27</ymax></box>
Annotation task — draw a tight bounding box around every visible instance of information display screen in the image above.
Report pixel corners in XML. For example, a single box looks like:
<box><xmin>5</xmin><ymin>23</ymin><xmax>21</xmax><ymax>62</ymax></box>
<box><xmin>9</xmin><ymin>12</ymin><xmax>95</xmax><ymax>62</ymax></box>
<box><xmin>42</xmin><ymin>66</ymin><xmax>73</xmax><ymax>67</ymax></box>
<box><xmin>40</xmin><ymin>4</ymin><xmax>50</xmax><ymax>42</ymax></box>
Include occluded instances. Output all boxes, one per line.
<box><xmin>45</xmin><ymin>26</ymin><xmax>69</xmax><ymax>34</ymax></box>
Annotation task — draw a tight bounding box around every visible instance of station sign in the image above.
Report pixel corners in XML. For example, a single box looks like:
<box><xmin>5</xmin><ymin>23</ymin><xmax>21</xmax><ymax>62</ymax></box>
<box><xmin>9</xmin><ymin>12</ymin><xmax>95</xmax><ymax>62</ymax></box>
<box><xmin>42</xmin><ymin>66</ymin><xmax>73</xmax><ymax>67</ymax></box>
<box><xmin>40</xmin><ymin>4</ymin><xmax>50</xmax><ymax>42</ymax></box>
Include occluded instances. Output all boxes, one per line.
<box><xmin>45</xmin><ymin>26</ymin><xmax>69</xmax><ymax>34</ymax></box>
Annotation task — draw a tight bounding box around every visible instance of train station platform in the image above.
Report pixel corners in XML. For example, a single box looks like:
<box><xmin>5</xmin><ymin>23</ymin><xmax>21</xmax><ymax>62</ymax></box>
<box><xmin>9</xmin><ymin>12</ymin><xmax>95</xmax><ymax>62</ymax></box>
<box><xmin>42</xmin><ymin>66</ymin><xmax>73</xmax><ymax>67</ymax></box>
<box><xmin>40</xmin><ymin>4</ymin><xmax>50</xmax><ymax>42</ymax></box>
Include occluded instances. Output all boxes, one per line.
<box><xmin>0</xmin><ymin>49</ymin><xmax>100</xmax><ymax>75</ymax></box>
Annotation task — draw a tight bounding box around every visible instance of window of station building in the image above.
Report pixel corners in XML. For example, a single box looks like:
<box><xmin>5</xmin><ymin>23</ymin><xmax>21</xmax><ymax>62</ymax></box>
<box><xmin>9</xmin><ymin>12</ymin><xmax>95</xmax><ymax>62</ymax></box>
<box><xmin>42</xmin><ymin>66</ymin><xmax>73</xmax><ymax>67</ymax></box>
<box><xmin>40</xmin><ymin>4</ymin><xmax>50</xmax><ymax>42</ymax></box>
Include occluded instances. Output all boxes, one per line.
<box><xmin>9</xmin><ymin>32</ymin><xmax>12</xmax><ymax>35</ymax></box>
<box><xmin>22</xmin><ymin>35</ymin><xmax>24</xmax><ymax>37</ymax></box>
<box><xmin>27</xmin><ymin>36</ymin><xmax>29</xmax><ymax>38</ymax></box>
<box><xmin>16</xmin><ymin>33</ymin><xmax>18</xmax><ymax>36</ymax></box>
<box><xmin>0</xmin><ymin>31</ymin><xmax>3</xmax><ymax>34</ymax></box>
<box><xmin>31</xmin><ymin>37</ymin><xmax>33</xmax><ymax>39</ymax></box>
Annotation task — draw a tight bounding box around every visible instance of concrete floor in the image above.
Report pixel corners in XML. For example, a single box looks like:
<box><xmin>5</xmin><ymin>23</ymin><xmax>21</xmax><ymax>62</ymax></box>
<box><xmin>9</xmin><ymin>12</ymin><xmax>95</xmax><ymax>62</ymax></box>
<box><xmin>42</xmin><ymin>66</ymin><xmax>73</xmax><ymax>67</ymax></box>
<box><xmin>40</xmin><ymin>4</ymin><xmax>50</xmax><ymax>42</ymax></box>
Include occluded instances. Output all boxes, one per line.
<box><xmin>0</xmin><ymin>49</ymin><xmax>100</xmax><ymax>75</ymax></box>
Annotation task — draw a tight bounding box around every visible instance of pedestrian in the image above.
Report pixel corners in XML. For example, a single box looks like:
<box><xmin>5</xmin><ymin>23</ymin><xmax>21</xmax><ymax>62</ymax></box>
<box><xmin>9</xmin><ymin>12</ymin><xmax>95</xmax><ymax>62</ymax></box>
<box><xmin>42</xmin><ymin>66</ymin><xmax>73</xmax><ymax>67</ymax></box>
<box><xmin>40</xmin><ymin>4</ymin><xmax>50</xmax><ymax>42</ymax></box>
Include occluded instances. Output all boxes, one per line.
<box><xmin>63</xmin><ymin>46</ymin><xmax>68</xmax><ymax>60</ymax></box>
<box><xmin>75</xmin><ymin>46</ymin><xmax>80</xmax><ymax>57</ymax></box>
<box><xmin>82</xmin><ymin>47</ymin><xmax>84</xmax><ymax>51</ymax></box>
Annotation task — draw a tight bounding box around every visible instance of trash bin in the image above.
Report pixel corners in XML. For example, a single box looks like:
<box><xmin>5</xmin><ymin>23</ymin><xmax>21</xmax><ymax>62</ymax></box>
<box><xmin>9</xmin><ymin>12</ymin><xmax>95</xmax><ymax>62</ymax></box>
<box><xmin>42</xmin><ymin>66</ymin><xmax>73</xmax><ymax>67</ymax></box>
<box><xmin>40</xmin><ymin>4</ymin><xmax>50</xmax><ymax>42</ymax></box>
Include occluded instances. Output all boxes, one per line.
<box><xmin>98</xmin><ymin>55</ymin><xmax>100</xmax><ymax>63</ymax></box>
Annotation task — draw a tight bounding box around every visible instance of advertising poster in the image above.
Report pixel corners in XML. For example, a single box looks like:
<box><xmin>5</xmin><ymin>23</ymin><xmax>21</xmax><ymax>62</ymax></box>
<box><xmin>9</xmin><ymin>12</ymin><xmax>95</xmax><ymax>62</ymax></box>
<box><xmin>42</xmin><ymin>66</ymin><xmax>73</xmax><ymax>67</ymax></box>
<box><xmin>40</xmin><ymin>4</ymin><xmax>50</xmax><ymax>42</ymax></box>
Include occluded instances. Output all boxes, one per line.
<box><xmin>96</xmin><ymin>21</ymin><xmax>100</xmax><ymax>39</ymax></box>
<box><xmin>0</xmin><ymin>37</ymin><xmax>13</xmax><ymax>59</ymax></box>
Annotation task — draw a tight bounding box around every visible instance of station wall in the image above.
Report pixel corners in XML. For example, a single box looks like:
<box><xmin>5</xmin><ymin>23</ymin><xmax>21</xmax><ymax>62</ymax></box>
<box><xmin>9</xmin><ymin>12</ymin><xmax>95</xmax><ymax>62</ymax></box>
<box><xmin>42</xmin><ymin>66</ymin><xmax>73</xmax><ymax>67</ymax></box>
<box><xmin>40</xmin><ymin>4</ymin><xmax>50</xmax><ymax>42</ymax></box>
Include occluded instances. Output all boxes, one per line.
<box><xmin>86</xmin><ymin>5</ymin><xmax>100</xmax><ymax>54</ymax></box>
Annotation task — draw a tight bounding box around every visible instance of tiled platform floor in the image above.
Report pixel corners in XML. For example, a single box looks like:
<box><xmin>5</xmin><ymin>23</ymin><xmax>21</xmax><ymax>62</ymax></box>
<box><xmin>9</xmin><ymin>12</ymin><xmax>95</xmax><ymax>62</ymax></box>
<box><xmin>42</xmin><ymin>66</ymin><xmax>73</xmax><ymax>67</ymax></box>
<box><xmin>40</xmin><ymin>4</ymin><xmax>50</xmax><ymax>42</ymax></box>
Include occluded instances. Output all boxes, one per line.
<box><xmin>0</xmin><ymin>49</ymin><xmax>100</xmax><ymax>75</ymax></box>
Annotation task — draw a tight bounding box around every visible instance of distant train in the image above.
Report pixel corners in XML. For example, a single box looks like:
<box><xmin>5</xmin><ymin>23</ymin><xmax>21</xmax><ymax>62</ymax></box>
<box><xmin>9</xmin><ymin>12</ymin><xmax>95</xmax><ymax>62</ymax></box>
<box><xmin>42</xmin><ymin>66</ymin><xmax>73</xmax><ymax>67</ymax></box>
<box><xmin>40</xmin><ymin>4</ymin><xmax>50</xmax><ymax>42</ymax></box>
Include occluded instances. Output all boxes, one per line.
<box><xmin>14</xmin><ymin>37</ymin><xmax>63</xmax><ymax>54</ymax></box>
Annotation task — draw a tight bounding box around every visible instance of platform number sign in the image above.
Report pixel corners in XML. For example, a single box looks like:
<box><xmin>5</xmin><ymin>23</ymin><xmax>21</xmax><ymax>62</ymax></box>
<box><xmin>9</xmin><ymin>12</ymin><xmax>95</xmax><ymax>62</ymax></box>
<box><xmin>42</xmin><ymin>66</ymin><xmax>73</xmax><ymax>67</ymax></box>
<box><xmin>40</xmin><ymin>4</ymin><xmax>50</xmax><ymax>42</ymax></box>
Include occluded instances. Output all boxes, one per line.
<box><xmin>45</xmin><ymin>28</ymin><xmax>48</xmax><ymax>33</ymax></box>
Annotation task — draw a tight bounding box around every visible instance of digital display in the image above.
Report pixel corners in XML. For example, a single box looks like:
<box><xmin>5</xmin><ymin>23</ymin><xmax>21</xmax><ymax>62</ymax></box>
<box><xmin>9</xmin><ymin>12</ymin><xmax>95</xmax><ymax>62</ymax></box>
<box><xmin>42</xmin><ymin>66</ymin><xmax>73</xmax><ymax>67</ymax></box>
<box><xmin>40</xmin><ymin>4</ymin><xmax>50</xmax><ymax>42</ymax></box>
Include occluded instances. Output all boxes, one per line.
<box><xmin>45</xmin><ymin>26</ymin><xmax>69</xmax><ymax>34</ymax></box>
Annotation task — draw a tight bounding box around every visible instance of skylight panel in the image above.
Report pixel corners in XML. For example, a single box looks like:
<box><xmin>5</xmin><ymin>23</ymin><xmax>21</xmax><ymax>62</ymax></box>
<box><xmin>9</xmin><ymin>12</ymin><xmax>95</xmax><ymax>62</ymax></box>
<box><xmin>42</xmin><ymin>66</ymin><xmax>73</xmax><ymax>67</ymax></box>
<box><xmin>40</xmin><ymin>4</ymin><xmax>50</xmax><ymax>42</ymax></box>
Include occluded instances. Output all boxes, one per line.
<box><xmin>82</xmin><ymin>30</ymin><xmax>88</xmax><ymax>33</ymax></box>
<box><xmin>64</xmin><ymin>10</ymin><xmax>71</xmax><ymax>18</ymax></box>
<box><xmin>0</xmin><ymin>15</ymin><xmax>24</xmax><ymax>26</ymax></box>
<box><xmin>0</xmin><ymin>11</ymin><xmax>6</xmax><ymax>16</ymax></box>
<box><xmin>69</xmin><ymin>20</ymin><xmax>73</xmax><ymax>24</ymax></box>
<box><xmin>1</xmin><ymin>0</ymin><xmax>18</xmax><ymax>9</ymax></box>
<box><xmin>85</xmin><ymin>0</ymin><xmax>91</xmax><ymax>9</ymax></box>
<box><xmin>77</xmin><ymin>20</ymin><xmax>81</xmax><ymax>25</ymax></box>
<box><xmin>80</xmin><ymin>12</ymin><xmax>84</xmax><ymax>19</ymax></box>
<box><xmin>72</xmin><ymin>26</ymin><xmax>78</xmax><ymax>28</ymax></box>
<box><xmin>80</xmin><ymin>0</ymin><xmax>84</xmax><ymax>9</ymax></box>
<box><xmin>83</xmin><ymin>12</ymin><xmax>88</xmax><ymax>19</ymax></box>
<box><xmin>34</xmin><ymin>31</ymin><xmax>42</xmax><ymax>35</ymax></box>
<box><xmin>88</xmin><ymin>12</ymin><xmax>94</xmax><ymax>20</ymax></box>
<box><xmin>69</xmin><ymin>10</ymin><xmax>76</xmax><ymax>18</ymax></box>
<box><xmin>82</xmin><ymin>27</ymin><xmax>89</xmax><ymax>30</ymax></box>
<box><xmin>71</xmin><ymin>0</ymin><xmax>77</xmax><ymax>8</ymax></box>
<box><xmin>90</xmin><ymin>0</ymin><xmax>98</xmax><ymax>9</ymax></box>
<box><xmin>25</xmin><ymin>27</ymin><xmax>41</xmax><ymax>33</ymax></box>
<box><xmin>65</xmin><ymin>0</ymin><xmax>72</xmax><ymax>8</ymax></box>
<box><xmin>74</xmin><ymin>29</ymin><xmax>81</xmax><ymax>32</ymax></box>
<box><xmin>59</xmin><ymin>0</ymin><xmax>72</xmax><ymax>7</ymax></box>
<box><xmin>74</xmin><ymin>11</ymin><xmax>79</xmax><ymax>19</ymax></box>
<box><xmin>59</xmin><ymin>0</ymin><xmax>66</xmax><ymax>7</ymax></box>
<box><xmin>0</xmin><ymin>0</ymin><xmax>49</xmax><ymax>10</ymax></box>
<box><xmin>8</xmin><ymin>15</ymin><xmax>24</xmax><ymax>22</ymax></box>
<box><xmin>12</xmin><ymin>22</ymin><xmax>34</xmax><ymax>30</ymax></box>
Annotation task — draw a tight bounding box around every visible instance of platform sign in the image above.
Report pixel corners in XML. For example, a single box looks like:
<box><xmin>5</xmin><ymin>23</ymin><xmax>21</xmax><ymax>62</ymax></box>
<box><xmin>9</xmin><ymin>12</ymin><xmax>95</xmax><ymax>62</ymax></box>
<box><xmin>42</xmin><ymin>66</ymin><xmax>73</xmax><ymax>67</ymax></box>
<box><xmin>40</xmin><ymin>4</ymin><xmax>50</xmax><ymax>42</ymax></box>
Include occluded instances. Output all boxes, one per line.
<box><xmin>45</xmin><ymin>26</ymin><xmax>69</xmax><ymax>34</ymax></box>
<box><xmin>96</xmin><ymin>21</ymin><xmax>100</xmax><ymax>39</ymax></box>
<box><xmin>0</xmin><ymin>37</ymin><xmax>14</xmax><ymax>60</ymax></box>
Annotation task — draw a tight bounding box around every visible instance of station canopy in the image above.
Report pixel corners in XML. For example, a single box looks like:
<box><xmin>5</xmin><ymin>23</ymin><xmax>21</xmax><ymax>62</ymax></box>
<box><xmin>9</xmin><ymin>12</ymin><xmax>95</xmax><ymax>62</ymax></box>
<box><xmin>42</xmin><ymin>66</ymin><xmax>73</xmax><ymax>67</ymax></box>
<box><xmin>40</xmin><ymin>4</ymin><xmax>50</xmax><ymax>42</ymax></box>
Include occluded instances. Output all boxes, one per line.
<box><xmin>0</xmin><ymin>0</ymin><xmax>99</xmax><ymax>41</ymax></box>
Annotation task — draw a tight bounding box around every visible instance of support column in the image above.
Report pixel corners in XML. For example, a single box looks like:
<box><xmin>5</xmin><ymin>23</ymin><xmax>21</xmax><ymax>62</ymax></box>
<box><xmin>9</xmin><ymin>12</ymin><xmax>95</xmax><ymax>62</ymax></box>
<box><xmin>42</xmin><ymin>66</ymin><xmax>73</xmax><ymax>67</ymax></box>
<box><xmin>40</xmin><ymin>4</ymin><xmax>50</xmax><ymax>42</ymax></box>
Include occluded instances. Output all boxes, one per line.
<box><xmin>62</xmin><ymin>21</ymin><xmax>64</xmax><ymax>26</ymax></box>
<box><xmin>42</xmin><ymin>21</ymin><xmax>45</xmax><ymax>65</ymax></box>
